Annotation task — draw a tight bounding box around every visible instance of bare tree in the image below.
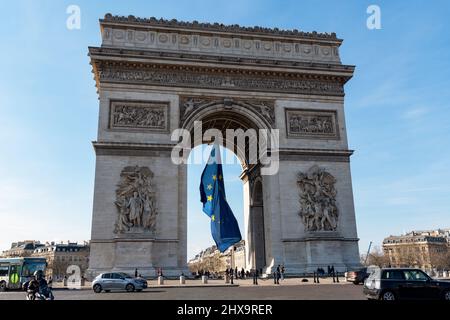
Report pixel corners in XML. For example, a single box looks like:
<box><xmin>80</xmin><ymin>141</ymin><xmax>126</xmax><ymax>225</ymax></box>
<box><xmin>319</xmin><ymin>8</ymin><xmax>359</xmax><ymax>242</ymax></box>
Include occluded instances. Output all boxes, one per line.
<box><xmin>432</xmin><ymin>250</ymin><xmax>450</xmax><ymax>270</ymax></box>
<box><xmin>362</xmin><ymin>246</ymin><xmax>389</xmax><ymax>267</ymax></box>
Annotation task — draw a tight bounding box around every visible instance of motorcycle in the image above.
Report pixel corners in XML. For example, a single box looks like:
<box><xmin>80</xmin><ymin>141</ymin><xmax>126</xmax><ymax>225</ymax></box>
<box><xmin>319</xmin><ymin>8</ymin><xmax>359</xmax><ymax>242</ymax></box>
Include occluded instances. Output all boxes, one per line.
<box><xmin>24</xmin><ymin>281</ymin><xmax>55</xmax><ymax>300</ymax></box>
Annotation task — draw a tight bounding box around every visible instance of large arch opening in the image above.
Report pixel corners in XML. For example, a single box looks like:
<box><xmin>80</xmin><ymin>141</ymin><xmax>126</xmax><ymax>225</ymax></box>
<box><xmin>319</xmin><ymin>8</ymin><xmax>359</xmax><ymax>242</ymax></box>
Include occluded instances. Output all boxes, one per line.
<box><xmin>183</xmin><ymin>104</ymin><xmax>269</xmax><ymax>274</ymax></box>
<box><xmin>187</xmin><ymin>144</ymin><xmax>245</xmax><ymax>271</ymax></box>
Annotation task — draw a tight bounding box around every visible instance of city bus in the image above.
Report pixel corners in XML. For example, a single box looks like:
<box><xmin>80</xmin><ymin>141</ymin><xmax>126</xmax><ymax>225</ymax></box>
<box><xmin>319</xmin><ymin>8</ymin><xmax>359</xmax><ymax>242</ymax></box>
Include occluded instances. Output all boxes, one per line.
<box><xmin>0</xmin><ymin>257</ymin><xmax>47</xmax><ymax>291</ymax></box>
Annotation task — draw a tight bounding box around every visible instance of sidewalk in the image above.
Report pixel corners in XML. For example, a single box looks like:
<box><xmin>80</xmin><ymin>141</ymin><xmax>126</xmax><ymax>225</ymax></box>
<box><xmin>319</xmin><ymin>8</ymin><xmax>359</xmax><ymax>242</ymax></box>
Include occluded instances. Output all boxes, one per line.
<box><xmin>53</xmin><ymin>276</ymin><xmax>350</xmax><ymax>290</ymax></box>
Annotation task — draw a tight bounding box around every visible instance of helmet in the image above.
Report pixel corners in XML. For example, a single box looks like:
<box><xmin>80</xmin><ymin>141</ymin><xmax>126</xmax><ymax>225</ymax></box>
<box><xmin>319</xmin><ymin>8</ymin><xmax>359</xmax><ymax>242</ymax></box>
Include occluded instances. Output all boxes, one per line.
<box><xmin>34</xmin><ymin>270</ymin><xmax>44</xmax><ymax>280</ymax></box>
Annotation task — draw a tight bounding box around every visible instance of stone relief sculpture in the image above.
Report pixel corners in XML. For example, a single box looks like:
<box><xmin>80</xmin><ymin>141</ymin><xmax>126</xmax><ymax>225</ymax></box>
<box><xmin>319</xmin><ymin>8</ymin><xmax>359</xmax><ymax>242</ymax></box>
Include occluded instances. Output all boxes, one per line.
<box><xmin>110</xmin><ymin>101</ymin><xmax>168</xmax><ymax>130</ymax></box>
<box><xmin>98</xmin><ymin>63</ymin><xmax>344</xmax><ymax>96</ymax></box>
<box><xmin>286</xmin><ymin>110</ymin><xmax>338</xmax><ymax>138</ymax></box>
<box><xmin>251</xmin><ymin>101</ymin><xmax>275</xmax><ymax>124</ymax></box>
<box><xmin>289</xmin><ymin>115</ymin><xmax>333</xmax><ymax>134</ymax></box>
<box><xmin>180</xmin><ymin>97</ymin><xmax>205</xmax><ymax>121</ymax></box>
<box><xmin>179</xmin><ymin>96</ymin><xmax>275</xmax><ymax>125</ymax></box>
<box><xmin>114</xmin><ymin>166</ymin><xmax>158</xmax><ymax>234</ymax></box>
<box><xmin>297</xmin><ymin>165</ymin><xmax>338</xmax><ymax>232</ymax></box>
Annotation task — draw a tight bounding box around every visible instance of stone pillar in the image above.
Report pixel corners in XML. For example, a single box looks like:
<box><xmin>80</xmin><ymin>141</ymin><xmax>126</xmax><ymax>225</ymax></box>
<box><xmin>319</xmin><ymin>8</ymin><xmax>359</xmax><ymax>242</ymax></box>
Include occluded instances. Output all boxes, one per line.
<box><xmin>202</xmin><ymin>275</ymin><xmax>208</xmax><ymax>284</ymax></box>
<box><xmin>180</xmin><ymin>275</ymin><xmax>186</xmax><ymax>284</ymax></box>
<box><xmin>158</xmin><ymin>276</ymin><xmax>164</xmax><ymax>285</ymax></box>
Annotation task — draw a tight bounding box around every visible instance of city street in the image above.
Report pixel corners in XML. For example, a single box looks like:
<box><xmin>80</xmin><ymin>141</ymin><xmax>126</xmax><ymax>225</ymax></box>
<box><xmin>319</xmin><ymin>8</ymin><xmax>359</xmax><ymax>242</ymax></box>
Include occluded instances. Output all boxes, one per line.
<box><xmin>0</xmin><ymin>278</ymin><xmax>366</xmax><ymax>300</ymax></box>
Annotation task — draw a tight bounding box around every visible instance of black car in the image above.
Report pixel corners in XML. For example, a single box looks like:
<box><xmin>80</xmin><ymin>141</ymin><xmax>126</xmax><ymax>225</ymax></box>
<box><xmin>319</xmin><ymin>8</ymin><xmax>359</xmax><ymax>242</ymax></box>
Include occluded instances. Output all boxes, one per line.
<box><xmin>363</xmin><ymin>268</ymin><xmax>450</xmax><ymax>300</ymax></box>
<box><xmin>346</xmin><ymin>268</ymin><xmax>369</xmax><ymax>285</ymax></box>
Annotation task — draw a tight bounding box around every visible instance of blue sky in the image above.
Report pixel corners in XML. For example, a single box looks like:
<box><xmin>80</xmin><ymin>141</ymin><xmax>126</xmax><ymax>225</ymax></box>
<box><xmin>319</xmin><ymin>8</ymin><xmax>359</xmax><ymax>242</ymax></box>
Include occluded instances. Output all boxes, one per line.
<box><xmin>0</xmin><ymin>1</ymin><xmax>449</xmax><ymax>260</ymax></box>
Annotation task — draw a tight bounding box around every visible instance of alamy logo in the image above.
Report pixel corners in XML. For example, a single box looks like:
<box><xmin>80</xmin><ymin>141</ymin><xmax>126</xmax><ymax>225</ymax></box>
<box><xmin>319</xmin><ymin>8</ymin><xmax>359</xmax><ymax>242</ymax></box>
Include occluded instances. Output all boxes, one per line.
<box><xmin>367</xmin><ymin>5</ymin><xmax>382</xmax><ymax>30</ymax></box>
<box><xmin>66</xmin><ymin>5</ymin><xmax>81</xmax><ymax>30</ymax></box>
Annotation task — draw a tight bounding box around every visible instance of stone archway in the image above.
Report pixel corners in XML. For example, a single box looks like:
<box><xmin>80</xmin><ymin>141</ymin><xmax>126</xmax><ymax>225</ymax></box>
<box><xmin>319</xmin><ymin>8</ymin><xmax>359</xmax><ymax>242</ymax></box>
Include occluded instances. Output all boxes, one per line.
<box><xmin>181</xmin><ymin>98</ymin><xmax>272</xmax><ymax>272</ymax></box>
<box><xmin>86</xmin><ymin>14</ymin><xmax>361</xmax><ymax>278</ymax></box>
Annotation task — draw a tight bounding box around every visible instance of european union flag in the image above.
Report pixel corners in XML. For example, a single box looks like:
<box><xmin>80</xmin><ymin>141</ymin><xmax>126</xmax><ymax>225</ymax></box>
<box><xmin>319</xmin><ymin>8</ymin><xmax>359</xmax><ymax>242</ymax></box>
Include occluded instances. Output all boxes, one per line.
<box><xmin>200</xmin><ymin>144</ymin><xmax>242</xmax><ymax>252</ymax></box>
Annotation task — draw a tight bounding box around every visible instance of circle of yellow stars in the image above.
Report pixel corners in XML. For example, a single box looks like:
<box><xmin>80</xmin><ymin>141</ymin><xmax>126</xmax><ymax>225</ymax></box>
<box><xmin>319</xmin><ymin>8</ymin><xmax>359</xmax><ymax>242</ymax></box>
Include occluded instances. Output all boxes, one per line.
<box><xmin>206</xmin><ymin>174</ymin><xmax>223</xmax><ymax>223</ymax></box>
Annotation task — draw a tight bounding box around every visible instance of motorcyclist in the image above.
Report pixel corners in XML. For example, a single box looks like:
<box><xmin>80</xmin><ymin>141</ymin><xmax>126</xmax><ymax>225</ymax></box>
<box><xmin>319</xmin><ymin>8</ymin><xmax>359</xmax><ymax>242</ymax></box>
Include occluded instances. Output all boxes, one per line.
<box><xmin>24</xmin><ymin>274</ymin><xmax>39</xmax><ymax>300</ymax></box>
<box><xmin>28</xmin><ymin>270</ymin><xmax>54</xmax><ymax>300</ymax></box>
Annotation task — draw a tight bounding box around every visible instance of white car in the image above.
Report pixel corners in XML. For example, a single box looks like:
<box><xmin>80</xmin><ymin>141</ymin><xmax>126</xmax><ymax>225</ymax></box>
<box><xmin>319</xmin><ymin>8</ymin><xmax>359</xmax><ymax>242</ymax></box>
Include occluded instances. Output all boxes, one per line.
<box><xmin>92</xmin><ymin>272</ymin><xmax>147</xmax><ymax>293</ymax></box>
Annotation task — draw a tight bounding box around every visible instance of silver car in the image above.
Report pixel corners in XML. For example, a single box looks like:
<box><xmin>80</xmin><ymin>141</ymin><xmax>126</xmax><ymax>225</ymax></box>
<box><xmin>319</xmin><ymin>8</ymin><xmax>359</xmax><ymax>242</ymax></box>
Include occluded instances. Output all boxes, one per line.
<box><xmin>92</xmin><ymin>272</ymin><xmax>147</xmax><ymax>293</ymax></box>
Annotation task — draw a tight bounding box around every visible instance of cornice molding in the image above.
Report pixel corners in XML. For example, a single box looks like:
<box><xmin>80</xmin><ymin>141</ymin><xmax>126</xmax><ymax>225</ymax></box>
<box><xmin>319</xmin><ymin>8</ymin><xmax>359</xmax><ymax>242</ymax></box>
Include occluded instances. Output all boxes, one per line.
<box><xmin>89</xmin><ymin>46</ymin><xmax>354</xmax><ymax>73</ymax></box>
<box><xmin>101</xmin><ymin>14</ymin><xmax>340</xmax><ymax>42</ymax></box>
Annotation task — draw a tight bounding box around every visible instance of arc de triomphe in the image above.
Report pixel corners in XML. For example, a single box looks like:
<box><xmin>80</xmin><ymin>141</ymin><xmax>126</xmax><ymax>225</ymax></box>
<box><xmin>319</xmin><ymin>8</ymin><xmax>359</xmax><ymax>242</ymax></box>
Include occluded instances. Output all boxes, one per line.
<box><xmin>87</xmin><ymin>14</ymin><xmax>360</xmax><ymax>277</ymax></box>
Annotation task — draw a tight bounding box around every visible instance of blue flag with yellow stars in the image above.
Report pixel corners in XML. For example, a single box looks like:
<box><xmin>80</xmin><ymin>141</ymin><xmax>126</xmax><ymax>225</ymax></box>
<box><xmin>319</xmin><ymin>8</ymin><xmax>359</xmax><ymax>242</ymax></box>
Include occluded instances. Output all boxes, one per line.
<box><xmin>200</xmin><ymin>144</ymin><xmax>242</xmax><ymax>252</ymax></box>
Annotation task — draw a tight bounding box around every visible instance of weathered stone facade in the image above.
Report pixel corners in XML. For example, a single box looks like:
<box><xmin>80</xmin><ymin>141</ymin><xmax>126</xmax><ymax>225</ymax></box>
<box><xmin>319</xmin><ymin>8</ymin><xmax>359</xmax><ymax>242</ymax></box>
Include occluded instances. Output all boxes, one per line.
<box><xmin>87</xmin><ymin>14</ymin><xmax>360</xmax><ymax>278</ymax></box>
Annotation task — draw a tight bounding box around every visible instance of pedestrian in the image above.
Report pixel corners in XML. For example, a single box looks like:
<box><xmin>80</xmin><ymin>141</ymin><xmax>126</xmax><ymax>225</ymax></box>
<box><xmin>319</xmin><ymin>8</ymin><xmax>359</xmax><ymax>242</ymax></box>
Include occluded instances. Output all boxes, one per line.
<box><xmin>253</xmin><ymin>269</ymin><xmax>259</xmax><ymax>285</ymax></box>
<box><xmin>273</xmin><ymin>271</ymin><xmax>277</xmax><ymax>284</ymax></box>
<box><xmin>327</xmin><ymin>265</ymin><xmax>331</xmax><ymax>276</ymax></box>
<box><xmin>135</xmin><ymin>268</ymin><xmax>138</xmax><ymax>277</ymax></box>
<box><xmin>241</xmin><ymin>267</ymin><xmax>245</xmax><ymax>279</ymax></box>
<box><xmin>276</xmin><ymin>265</ymin><xmax>281</xmax><ymax>284</ymax></box>
<box><xmin>281</xmin><ymin>265</ymin><xmax>285</xmax><ymax>281</ymax></box>
<box><xmin>230</xmin><ymin>268</ymin><xmax>234</xmax><ymax>284</ymax></box>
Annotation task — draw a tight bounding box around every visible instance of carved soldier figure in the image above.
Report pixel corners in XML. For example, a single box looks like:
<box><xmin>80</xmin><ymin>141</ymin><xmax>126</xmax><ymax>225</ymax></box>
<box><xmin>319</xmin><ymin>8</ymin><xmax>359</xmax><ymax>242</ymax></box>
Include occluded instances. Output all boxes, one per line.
<box><xmin>128</xmin><ymin>191</ymin><xmax>142</xmax><ymax>227</ymax></box>
<box><xmin>320</xmin><ymin>197</ymin><xmax>335</xmax><ymax>231</ymax></box>
<box><xmin>115</xmin><ymin>196</ymin><xmax>132</xmax><ymax>233</ymax></box>
<box><xmin>142</xmin><ymin>194</ymin><xmax>156</xmax><ymax>229</ymax></box>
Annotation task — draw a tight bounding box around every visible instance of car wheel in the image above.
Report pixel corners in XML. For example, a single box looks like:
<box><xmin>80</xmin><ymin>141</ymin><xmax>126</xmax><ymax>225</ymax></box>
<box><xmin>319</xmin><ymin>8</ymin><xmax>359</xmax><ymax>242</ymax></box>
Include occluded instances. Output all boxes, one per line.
<box><xmin>381</xmin><ymin>291</ymin><xmax>396</xmax><ymax>301</ymax></box>
<box><xmin>93</xmin><ymin>284</ymin><xmax>102</xmax><ymax>293</ymax></box>
<box><xmin>0</xmin><ymin>281</ymin><xmax>6</xmax><ymax>292</ymax></box>
<box><xmin>443</xmin><ymin>290</ymin><xmax>450</xmax><ymax>301</ymax></box>
<box><xmin>126</xmin><ymin>284</ymin><xmax>135</xmax><ymax>292</ymax></box>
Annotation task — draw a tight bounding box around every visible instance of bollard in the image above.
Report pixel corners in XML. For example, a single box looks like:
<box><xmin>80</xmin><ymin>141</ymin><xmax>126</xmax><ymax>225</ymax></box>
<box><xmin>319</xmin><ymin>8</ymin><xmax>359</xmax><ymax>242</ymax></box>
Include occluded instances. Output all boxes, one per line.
<box><xmin>180</xmin><ymin>275</ymin><xmax>186</xmax><ymax>285</ymax></box>
<box><xmin>158</xmin><ymin>276</ymin><xmax>164</xmax><ymax>285</ymax></box>
<box><xmin>225</xmin><ymin>274</ymin><xmax>230</xmax><ymax>284</ymax></box>
<box><xmin>202</xmin><ymin>275</ymin><xmax>208</xmax><ymax>284</ymax></box>
<box><xmin>63</xmin><ymin>278</ymin><xmax>68</xmax><ymax>287</ymax></box>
